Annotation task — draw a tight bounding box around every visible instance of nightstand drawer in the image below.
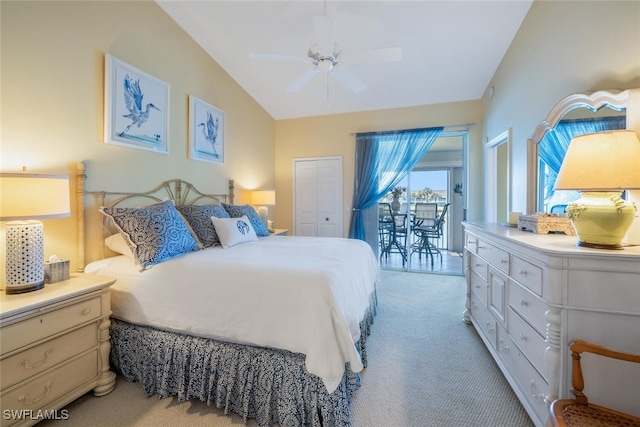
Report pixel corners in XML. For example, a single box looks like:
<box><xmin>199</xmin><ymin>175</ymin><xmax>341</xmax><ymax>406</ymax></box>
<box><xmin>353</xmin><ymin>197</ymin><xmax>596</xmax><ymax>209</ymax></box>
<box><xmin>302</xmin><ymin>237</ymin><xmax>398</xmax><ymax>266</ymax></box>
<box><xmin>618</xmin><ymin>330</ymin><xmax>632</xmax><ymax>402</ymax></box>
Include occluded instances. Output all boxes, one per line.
<box><xmin>1</xmin><ymin>323</ymin><xmax>98</xmax><ymax>390</ymax></box>
<box><xmin>0</xmin><ymin>350</ymin><xmax>98</xmax><ymax>427</ymax></box>
<box><xmin>1</xmin><ymin>296</ymin><xmax>101</xmax><ymax>355</ymax></box>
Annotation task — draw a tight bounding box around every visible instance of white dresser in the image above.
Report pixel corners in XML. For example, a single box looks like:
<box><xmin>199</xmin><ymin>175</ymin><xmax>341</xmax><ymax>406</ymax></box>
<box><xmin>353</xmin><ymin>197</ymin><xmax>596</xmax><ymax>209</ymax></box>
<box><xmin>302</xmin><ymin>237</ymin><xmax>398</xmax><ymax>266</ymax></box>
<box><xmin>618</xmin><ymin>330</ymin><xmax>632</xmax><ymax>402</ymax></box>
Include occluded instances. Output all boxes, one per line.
<box><xmin>463</xmin><ymin>222</ymin><xmax>640</xmax><ymax>427</ymax></box>
<box><xmin>0</xmin><ymin>274</ymin><xmax>116</xmax><ymax>427</ymax></box>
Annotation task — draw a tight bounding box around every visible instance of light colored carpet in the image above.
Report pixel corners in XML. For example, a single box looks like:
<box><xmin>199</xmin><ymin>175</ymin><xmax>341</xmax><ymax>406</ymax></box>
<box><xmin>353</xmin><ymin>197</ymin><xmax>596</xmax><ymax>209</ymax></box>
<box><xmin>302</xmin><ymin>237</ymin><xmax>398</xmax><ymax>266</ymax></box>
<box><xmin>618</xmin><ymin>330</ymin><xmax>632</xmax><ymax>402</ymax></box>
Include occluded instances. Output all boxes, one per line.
<box><xmin>41</xmin><ymin>270</ymin><xmax>534</xmax><ymax>426</ymax></box>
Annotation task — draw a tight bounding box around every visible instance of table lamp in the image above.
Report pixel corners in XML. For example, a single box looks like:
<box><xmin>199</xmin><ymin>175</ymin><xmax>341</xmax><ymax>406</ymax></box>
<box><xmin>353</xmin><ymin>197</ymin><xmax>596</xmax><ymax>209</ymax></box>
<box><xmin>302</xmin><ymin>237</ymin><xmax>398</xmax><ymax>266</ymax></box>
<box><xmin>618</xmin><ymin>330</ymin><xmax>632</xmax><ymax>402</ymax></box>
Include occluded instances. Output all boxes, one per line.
<box><xmin>554</xmin><ymin>131</ymin><xmax>640</xmax><ymax>249</ymax></box>
<box><xmin>251</xmin><ymin>190</ymin><xmax>275</xmax><ymax>228</ymax></box>
<box><xmin>0</xmin><ymin>172</ymin><xmax>70</xmax><ymax>293</ymax></box>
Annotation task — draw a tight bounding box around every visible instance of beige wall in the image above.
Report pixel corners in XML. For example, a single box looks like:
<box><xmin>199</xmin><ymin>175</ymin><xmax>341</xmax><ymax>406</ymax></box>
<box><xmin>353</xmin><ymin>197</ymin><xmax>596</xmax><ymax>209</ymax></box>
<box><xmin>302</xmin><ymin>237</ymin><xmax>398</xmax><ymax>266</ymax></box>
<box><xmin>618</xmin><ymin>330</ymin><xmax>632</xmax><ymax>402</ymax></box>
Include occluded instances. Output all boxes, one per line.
<box><xmin>1</xmin><ymin>1</ymin><xmax>275</xmax><ymax>273</ymax></box>
<box><xmin>275</xmin><ymin>101</ymin><xmax>484</xmax><ymax>236</ymax></box>
<box><xmin>483</xmin><ymin>0</ymin><xmax>640</xmax><ymax>214</ymax></box>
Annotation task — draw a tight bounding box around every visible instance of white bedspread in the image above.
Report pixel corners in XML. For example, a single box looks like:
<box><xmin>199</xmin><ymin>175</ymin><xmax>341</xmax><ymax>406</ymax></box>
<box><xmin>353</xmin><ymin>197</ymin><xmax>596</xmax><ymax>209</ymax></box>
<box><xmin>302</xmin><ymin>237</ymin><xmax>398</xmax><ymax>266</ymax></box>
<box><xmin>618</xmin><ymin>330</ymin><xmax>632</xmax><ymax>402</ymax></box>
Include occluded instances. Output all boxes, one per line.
<box><xmin>85</xmin><ymin>235</ymin><xmax>379</xmax><ymax>393</ymax></box>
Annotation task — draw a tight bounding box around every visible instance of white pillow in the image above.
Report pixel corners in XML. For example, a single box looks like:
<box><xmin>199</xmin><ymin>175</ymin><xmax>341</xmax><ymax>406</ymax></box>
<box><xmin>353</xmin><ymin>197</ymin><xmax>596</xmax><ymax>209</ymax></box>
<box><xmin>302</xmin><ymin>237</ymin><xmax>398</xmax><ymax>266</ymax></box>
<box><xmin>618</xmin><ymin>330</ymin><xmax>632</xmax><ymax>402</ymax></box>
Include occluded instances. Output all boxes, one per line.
<box><xmin>211</xmin><ymin>215</ymin><xmax>258</xmax><ymax>248</ymax></box>
<box><xmin>105</xmin><ymin>233</ymin><xmax>134</xmax><ymax>258</ymax></box>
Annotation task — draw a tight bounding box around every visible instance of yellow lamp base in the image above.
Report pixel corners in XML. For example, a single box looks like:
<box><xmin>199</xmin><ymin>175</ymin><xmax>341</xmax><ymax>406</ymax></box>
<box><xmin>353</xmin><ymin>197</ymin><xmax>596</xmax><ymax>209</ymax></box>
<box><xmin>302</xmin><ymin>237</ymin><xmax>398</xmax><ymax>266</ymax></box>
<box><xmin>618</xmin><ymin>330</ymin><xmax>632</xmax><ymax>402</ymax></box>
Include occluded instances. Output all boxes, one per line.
<box><xmin>566</xmin><ymin>192</ymin><xmax>637</xmax><ymax>249</ymax></box>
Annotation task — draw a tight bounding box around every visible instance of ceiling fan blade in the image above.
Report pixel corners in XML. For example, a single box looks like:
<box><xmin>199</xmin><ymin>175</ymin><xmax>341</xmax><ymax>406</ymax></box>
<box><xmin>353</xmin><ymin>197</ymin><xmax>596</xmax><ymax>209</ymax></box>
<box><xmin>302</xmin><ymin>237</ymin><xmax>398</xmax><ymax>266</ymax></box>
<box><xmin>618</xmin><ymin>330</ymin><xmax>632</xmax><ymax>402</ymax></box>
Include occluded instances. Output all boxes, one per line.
<box><xmin>345</xmin><ymin>47</ymin><xmax>403</xmax><ymax>65</ymax></box>
<box><xmin>287</xmin><ymin>68</ymin><xmax>320</xmax><ymax>92</ymax></box>
<box><xmin>249</xmin><ymin>53</ymin><xmax>308</xmax><ymax>62</ymax></box>
<box><xmin>332</xmin><ymin>67</ymin><xmax>366</xmax><ymax>93</ymax></box>
<box><xmin>312</xmin><ymin>15</ymin><xmax>336</xmax><ymax>53</ymax></box>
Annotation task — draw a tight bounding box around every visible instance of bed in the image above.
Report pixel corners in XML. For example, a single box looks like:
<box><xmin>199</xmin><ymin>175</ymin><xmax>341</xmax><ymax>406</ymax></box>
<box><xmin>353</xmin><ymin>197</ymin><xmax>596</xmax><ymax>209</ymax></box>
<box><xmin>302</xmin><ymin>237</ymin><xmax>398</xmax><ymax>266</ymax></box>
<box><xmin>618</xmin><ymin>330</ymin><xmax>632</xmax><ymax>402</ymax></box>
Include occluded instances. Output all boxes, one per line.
<box><xmin>77</xmin><ymin>164</ymin><xmax>379</xmax><ymax>426</ymax></box>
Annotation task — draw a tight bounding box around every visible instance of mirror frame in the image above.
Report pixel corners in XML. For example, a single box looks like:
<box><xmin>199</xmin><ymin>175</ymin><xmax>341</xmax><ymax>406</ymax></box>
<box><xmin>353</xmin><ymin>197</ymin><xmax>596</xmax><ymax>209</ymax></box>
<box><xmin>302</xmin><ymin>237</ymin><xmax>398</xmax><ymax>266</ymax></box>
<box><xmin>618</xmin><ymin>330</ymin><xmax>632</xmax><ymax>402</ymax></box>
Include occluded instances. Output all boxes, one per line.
<box><xmin>526</xmin><ymin>89</ymin><xmax>637</xmax><ymax>213</ymax></box>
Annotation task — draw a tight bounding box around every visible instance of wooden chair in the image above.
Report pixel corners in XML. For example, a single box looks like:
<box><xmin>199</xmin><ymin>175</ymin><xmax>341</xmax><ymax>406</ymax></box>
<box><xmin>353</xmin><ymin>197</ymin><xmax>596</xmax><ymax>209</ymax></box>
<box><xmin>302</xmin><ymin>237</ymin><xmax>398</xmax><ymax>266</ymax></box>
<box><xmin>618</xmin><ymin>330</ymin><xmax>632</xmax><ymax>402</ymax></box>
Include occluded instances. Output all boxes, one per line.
<box><xmin>549</xmin><ymin>339</ymin><xmax>640</xmax><ymax>427</ymax></box>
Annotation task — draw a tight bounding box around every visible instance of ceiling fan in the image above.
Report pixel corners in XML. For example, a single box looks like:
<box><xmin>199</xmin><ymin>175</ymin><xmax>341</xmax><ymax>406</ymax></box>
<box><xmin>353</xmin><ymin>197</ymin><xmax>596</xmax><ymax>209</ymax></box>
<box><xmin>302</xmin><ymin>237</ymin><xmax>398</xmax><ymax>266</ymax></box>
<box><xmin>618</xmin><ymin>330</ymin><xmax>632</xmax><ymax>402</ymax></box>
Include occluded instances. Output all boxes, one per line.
<box><xmin>249</xmin><ymin>14</ymin><xmax>402</xmax><ymax>94</ymax></box>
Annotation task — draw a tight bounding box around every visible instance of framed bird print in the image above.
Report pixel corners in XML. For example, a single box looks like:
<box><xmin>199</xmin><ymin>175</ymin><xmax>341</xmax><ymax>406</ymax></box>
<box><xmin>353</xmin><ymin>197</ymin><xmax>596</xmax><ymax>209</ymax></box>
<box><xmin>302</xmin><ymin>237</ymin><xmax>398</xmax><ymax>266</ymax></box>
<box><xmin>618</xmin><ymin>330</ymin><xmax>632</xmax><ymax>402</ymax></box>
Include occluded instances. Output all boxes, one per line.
<box><xmin>188</xmin><ymin>95</ymin><xmax>225</xmax><ymax>164</ymax></box>
<box><xmin>104</xmin><ymin>54</ymin><xmax>169</xmax><ymax>153</ymax></box>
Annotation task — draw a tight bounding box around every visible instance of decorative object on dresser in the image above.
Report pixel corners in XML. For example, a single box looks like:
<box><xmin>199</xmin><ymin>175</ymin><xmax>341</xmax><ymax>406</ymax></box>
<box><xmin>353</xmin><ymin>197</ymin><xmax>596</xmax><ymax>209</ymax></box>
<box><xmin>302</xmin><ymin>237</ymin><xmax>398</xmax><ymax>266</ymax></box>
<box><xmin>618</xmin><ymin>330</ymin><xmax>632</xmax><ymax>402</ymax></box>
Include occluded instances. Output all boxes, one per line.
<box><xmin>517</xmin><ymin>213</ymin><xmax>576</xmax><ymax>236</ymax></box>
<box><xmin>549</xmin><ymin>340</ymin><xmax>640</xmax><ymax>427</ymax></box>
<box><xmin>0</xmin><ymin>172</ymin><xmax>70</xmax><ymax>294</ymax></box>
<box><xmin>463</xmin><ymin>222</ymin><xmax>640</xmax><ymax>427</ymax></box>
<box><xmin>251</xmin><ymin>189</ymin><xmax>276</xmax><ymax>228</ymax></box>
<box><xmin>0</xmin><ymin>274</ymin><xmax>116</xmax><ymax>427</ymax></box>
<box><xmin>554</xmin><ymin>130</ymin><xmax>640</xmax><ymax>249</ymax></box>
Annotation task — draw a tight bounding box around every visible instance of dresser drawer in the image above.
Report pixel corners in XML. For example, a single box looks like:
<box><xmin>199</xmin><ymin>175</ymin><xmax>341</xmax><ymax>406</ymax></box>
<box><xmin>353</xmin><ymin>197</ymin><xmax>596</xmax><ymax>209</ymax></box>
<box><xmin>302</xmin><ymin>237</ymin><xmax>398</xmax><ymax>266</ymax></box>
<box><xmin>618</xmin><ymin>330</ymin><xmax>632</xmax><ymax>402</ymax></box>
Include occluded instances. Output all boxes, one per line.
<box><xmin>497</xmin><ymin>331</ymin><xmax>549</xmax><ymax>427</ymax></box>
<box><xmin>468</xmin><ymin>253</ymin><xmax>488</xmax><ymax>281</ymax></box>
<box><xmin>470</xmin><ymin>293</ymin><xmax>497</xmax><ymax>350</ymax></box>
<box><xmin>470</xmin><ymin>270</ymin><xmax>488</xmax><ymax>306</ymax></box>
<box><xmin>477</xmin><ymin>239</ymin><xmax>509</xmax><ymax>274</ymax></box>
<box><xmin>510</xmin><ymin>255</ymin><xmax>542</xmax><ymax>296</ymax></box>
<box><xmin>507</xmin><ymin>307</ymin><xmax>546</xmax><ymax>378</ymax></box>
<box><xmin>0</xmin><ymin>350</ymin><xmax>98</xmax><ymax>427</ymax></box>
<box><xmin>1</xmin><ymin>323</ymin><xmax>98</xmax><ymax>390</ymax></box>
<box><xmin>465</xmin><ymin>232</ymin><xmax>478</xmax><ymax>253</ymax></box>
<box><xmin>509</xmin><ymin>280</ymin><xmax>547</xmax><ymax>335</ymax></box>
<box><xmin>1</xmin><ymin>296</ymin><xmax>101</xmax><ymax>355</ymax></box>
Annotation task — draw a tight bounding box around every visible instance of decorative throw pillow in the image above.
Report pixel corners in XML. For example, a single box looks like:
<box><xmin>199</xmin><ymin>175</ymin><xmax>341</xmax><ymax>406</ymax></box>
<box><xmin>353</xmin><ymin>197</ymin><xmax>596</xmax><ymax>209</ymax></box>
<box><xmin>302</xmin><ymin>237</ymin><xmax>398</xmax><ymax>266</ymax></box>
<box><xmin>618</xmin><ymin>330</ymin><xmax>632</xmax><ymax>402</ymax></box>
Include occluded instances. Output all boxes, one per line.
<box><xmin>100</xmin><ymin>200</ymin><xmax>202</xmax><ymax>269</ymax></box>
<box><xmin>105</xmin><ymin>233</ymin><xmax>134</xmax><ymax>258</ymax></box>
<box><xmin>220</xmin><ymin>202</ymin><xmax>270</xmax><ymax>236</ymax></box>
<box><xmin>211</xmin><ymin>215</ymin><xmax>259</xmax><ymax>248</ymax></box>
<box><xmin>177</xmin><ymin>204</ymin><xmax>229</xmax><ymax>247</ymax></box>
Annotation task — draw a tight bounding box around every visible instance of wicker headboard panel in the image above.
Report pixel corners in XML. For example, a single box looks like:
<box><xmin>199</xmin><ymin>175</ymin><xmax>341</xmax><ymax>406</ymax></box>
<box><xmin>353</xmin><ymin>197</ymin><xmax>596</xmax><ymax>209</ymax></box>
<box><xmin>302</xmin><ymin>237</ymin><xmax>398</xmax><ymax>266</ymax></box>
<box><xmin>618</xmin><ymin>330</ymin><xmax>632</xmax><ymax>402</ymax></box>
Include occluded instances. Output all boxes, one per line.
<box><xmin>77</xmin><ymin>162</ymin><xmax>235</xmax><ymax>270</ymax></box>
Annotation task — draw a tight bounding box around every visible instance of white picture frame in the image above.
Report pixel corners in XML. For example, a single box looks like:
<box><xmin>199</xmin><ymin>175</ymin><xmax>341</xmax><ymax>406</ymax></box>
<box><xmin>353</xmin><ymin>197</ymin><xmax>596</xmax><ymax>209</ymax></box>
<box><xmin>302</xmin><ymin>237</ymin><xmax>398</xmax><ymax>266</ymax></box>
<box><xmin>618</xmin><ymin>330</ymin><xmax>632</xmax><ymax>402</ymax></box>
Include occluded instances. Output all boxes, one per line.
<box><xmin>104</xmin><ymin>54</ymin><xmax>169</xmax><ymax>154</ymax></box>
<box><xmin>188</xmin><ymin>95</ymin><xmax>225</xmax><ymax>164</ymax></box>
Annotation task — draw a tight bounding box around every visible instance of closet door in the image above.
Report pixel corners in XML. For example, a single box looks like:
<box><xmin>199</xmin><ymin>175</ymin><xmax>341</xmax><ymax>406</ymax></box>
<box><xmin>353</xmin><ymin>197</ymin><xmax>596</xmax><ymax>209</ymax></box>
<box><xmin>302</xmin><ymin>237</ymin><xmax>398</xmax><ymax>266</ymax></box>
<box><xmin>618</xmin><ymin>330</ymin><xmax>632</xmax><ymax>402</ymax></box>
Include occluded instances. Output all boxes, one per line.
<box><xmin>294</xmin><ymin>157</ymin><xmax>343</xmax><ymax>237</ymax></box>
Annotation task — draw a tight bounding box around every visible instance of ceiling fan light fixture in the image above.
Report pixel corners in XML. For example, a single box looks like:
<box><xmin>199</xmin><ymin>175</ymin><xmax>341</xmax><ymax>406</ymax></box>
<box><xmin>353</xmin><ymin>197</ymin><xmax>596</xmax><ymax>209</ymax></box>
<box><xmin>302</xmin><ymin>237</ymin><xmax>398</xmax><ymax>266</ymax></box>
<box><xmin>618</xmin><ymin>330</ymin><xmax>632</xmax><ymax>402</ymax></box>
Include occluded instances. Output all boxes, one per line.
<box><xmin>317</xmin><ymin>57</ymin><xmax>334</xmax><ymax>72</ymax></box>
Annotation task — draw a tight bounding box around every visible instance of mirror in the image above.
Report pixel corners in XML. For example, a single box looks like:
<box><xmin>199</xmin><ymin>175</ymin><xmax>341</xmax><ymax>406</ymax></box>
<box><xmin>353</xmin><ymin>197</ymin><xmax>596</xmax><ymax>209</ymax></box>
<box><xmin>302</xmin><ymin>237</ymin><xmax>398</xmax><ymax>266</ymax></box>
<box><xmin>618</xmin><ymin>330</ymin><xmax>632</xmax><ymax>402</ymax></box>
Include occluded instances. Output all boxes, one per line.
<box><xmin>485</xmin><ymin>129</ymin><xmax>511</xmax><ymax>222</ymax></box>
<box><xmin>526</xmin><ymin>90</ymin><xmax>635</xmax><ymax>213</ymax></box>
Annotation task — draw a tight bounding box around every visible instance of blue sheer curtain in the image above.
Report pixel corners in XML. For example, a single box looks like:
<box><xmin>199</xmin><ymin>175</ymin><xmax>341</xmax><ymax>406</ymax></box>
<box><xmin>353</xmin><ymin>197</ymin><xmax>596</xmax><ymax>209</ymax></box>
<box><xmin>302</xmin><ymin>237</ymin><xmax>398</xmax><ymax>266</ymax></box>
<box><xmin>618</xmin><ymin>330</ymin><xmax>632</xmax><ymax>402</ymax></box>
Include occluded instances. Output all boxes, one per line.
<box><xmin>539</xmin><ymin>116</ymin><xmax>626</xmax><ymax>199</ymax></box>
<box><xmin>348</xmin><ymin>127</ymin><xmax>443</xmax><ymax>251</ymax></box>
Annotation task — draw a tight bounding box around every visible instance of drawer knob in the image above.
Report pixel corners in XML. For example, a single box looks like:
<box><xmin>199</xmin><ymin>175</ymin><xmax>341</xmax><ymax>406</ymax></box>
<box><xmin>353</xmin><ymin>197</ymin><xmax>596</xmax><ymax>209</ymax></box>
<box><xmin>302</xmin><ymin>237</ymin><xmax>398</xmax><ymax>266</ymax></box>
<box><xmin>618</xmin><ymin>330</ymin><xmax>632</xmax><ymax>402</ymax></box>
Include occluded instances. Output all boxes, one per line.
<box><xmin>519</xmin><ymin>269</ymin><xmax>528</xmax><ymax>276</ymax></box>
<box><xmin>82</xmin><ymin>308</ymin><xmax>92</xmax><ymax>315</ymax></box>
<box><xmin>475</xmin><ymin>285</ymin><xmax>481</xmax><ymax>289</ymax></box>
<box><xmin>475</xmin><ymin>263</ymin><xmax>482</xmax><ymax>267</ymax></box>
<box><xmin>519</xmin><ymin>334</ymin><xmax>528</xmax><ymax>341</ymax></box>
<box><xmin>20</xmin><ymin>349</ymin><xmax>53</xmax><ymax>370</ymax></box>
<box><xmin>486</xmin><ymin>322</ymin><xmax>495</xmax><ymax>334</ymax></box>
<box><xmin>18</xmin><ymin>380</ymin><xmax>52</xmax><ymax>405</ymax></box>
<box><xmin>530</xmin><ymin>380</ymin><xmax>545</xmax><ymax>402</ymax></box>
<box><xmin>520</xmin><ymin>299</ymin><xmax>528</xmax><ymax>306</ymax></box>
<box><xmin>499</xmin><ymin>339</ymin><xmax>509</xmax><ymax>353</ymax></box>
<box><xmin>500</xmin><ymin>259</ymin><xmax>508</xmax><ymax>264</ymax></box>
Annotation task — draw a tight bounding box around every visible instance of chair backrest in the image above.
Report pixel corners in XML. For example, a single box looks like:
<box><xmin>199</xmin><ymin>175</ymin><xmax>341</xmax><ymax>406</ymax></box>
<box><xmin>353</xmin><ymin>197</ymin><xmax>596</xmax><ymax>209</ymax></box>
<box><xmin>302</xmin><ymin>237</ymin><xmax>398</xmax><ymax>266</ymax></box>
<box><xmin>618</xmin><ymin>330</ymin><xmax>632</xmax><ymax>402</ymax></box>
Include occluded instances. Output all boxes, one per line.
<box><xmin>415</xmin><ymin>202</ymin><xmax>438</xmax><ymax>220</ymax></box>
<box><xmin>431</xmin><ymin>203</ymin><xmax>450</xmax><ymax>235</ymax></box>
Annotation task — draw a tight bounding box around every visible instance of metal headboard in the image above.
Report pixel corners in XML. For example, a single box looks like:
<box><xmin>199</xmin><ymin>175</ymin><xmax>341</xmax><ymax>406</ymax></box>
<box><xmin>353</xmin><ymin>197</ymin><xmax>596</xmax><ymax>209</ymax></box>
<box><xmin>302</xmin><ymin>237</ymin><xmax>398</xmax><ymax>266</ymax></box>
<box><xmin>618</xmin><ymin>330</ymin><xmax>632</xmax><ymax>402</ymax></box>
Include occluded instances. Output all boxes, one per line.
<box><xmin>76</xmin><ymin>162</ymin><xmax>235</xmax><ymax>270</ymax></box>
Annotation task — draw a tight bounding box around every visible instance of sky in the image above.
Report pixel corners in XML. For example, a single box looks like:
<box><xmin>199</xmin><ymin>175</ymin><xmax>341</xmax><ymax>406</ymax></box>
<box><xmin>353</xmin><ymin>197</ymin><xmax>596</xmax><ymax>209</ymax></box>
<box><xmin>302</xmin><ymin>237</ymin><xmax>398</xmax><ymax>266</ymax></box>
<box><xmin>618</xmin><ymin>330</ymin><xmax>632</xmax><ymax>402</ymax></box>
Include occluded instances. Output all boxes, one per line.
<box><xmin>399</xmin><ymin>170</ymin><xmax>448</xmax><ymax>192</ymax></box>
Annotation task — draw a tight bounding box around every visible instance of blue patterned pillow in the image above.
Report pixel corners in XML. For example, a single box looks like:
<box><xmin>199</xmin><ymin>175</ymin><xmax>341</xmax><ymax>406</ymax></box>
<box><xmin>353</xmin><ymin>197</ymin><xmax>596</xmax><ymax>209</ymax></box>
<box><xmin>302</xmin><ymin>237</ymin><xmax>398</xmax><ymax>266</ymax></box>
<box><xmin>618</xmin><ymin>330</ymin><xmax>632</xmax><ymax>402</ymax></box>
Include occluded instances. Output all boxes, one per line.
<box><xmin>177</xmin><ymin>204</ymin><xmax>229</xmax><ymax>248</ymax></box>
<box><xmin>100</xmin><ymin>200</ymin><xmax>202</xmax><ymax>269</ymax></box>
<box><xmin>220</xmin><ymin>202</ymin><xmax>270</xmax><ymax>236</ymax></box>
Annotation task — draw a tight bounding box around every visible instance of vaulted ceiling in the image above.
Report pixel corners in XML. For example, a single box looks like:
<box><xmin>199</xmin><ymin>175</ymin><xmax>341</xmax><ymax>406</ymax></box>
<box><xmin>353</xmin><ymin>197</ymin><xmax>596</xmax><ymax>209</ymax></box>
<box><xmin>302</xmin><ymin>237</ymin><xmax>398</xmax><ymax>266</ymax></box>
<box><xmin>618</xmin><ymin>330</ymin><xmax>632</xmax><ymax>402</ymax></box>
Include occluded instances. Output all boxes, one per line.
<box><xmin>157</xmin><ymin>1</ymin><xmax>533</xmax><ymax>120</ymax></box>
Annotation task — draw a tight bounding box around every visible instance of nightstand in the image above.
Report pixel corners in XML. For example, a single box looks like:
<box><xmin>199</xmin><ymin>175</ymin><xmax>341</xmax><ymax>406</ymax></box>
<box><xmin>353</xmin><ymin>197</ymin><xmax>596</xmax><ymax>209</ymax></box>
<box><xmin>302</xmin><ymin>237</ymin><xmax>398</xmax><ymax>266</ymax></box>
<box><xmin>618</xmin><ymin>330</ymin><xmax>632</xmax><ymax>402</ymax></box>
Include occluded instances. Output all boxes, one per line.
<box><xmin>270</xmin><ymin>229</ymin><xmax>289</xmax><ymax>236</ymax></box>
<box><xmin>0</xmin><ymin>274</ymin><xmax>116</xmax><ymax>427</ymax></box>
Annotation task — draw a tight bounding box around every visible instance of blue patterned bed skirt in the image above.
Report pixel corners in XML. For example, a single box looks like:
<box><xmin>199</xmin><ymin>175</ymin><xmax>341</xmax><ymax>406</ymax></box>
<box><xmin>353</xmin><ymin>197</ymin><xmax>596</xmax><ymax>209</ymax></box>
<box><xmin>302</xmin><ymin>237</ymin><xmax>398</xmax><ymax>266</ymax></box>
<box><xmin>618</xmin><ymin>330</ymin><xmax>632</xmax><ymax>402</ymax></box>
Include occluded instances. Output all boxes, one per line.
<box><xmin>109</xmin><ymin>290</ymin><xmax>377</xmax><ymax>427</ymax></box>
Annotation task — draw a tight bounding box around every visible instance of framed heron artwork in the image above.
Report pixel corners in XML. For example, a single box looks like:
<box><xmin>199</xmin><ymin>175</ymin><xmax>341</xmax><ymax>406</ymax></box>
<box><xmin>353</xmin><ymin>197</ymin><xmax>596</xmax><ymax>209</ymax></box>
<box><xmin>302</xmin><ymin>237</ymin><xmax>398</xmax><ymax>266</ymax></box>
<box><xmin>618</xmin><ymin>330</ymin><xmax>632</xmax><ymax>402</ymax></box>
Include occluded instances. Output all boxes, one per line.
<box><xmin>188</xmin><ymin>95</ymin><xmax>225</xmax><ymax>164</ymax></box>
<box><xmin>104</xmin><ymin>54</ymin><xmax>169</xmax><ymax>153</ymax></box>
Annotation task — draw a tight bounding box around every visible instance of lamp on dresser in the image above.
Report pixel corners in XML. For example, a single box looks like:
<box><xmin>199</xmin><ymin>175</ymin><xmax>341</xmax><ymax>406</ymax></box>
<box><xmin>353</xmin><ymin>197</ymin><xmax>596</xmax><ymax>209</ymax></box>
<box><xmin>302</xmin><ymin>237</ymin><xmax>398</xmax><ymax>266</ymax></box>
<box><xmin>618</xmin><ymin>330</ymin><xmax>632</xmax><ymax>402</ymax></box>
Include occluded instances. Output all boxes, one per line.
<box><xmin>554</xmin><ymin>130</ymin><xmax>640</xmax><ymax>249</ymax></box>
<box><xmin>251</xmin><ymin>189</ymin><xmax>276</xmax><ymax>228</ymax></box>
<box><xmin>0</xmin><ymin>171</ymin><xmax>70</xmax><ymax>294</ymax></box>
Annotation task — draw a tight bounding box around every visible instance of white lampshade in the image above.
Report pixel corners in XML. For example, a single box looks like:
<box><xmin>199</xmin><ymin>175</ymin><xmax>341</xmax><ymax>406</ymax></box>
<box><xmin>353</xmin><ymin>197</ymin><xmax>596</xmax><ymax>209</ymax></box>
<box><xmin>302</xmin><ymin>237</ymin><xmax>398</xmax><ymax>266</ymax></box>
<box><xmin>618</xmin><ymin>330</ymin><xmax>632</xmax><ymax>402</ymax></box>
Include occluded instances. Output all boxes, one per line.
<box><xmin>251</xmin><ymin>190</ymin><xmax>276</xmax><ymax>206</ymax></box>
<box><xmin>251</xmin><ymin>190</ymin><xmax>275</xmax><ymax>229</ymax></box>
<box><xmin>1</xmin><ymin>173</ymin><xmax>71</xmax><ymax>293</ymax></box>
<box><xmin>555</xmin><ymin>131</ymin><xmax>640</xmax><ymax>191</ymax></box>
<box><xmin>554</xmin><ymin>131</ymin><xmax>640</xmax><ymax>249</ymax></box>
